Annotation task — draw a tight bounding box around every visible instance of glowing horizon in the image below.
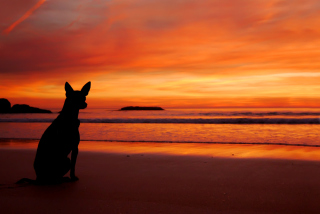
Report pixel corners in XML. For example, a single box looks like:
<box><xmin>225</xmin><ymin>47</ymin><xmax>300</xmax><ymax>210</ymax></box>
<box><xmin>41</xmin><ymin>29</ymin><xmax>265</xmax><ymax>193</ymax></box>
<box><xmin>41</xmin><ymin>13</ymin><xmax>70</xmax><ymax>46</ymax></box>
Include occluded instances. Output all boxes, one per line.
<box><xmin>1</xmin><ymin>0</ymin><xmax>320</xmax><ymax>108</ymax></box>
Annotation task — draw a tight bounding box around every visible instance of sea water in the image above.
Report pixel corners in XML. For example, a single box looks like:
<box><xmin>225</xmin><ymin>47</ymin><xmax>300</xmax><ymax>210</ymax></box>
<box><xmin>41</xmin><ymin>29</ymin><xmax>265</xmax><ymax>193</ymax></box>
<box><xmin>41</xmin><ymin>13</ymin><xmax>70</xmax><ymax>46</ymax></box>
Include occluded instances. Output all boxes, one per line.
<box><xmin>1</xmin><ymin>108</ymin><xmax>320</xmax><ymax>146</ymax></box>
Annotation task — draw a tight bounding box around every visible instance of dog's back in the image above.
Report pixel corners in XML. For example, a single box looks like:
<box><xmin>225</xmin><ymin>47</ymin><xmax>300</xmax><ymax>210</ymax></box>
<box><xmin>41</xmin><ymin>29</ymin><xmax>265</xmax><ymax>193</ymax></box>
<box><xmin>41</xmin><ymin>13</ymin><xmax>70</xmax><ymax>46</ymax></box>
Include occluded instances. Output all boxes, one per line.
<box><xmin>34</xmin><ymin>115</ymin><xmax>80</xmax><ymax>161</ymax></box>
<box><xmin>33</xmin><ymin>115</ymin><xmax>79</xmax><ymax>180</ymax></box>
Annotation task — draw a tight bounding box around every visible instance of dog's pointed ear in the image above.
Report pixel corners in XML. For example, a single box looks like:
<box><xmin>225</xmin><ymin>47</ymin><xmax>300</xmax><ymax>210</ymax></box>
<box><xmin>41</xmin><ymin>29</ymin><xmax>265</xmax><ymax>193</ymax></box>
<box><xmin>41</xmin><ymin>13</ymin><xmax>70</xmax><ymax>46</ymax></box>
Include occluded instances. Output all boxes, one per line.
<box><xmin>65</xmin><ymin>82</ymin><xmax>74</xmax><ymax>94</ymax></box>
<box><xmin>81</xmin><ymin>81</ymin><xmax>91</xmax><ymax>96</ymax></box>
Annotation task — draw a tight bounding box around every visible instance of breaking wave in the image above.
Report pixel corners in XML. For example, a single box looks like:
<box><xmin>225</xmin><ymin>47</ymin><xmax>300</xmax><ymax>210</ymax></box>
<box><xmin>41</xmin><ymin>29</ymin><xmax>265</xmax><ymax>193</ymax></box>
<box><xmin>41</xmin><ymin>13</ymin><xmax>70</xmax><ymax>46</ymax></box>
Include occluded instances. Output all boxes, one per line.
<box><xmin>198</xmin><ymin>111</ymin><xmax>320</xmax><ymax>116</ymax></box>
<box><xmin>1</xmin><ymin>118</ymin><xmax>320</xmax><ymax>124</ymax></box>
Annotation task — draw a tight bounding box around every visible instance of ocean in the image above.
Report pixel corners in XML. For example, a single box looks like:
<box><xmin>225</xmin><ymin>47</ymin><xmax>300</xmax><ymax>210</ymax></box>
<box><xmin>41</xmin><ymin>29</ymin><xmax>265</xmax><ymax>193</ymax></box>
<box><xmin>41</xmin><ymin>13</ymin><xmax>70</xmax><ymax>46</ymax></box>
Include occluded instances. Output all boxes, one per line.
<box><xmin>1</xmin><ymin>108</ymin><xmax>320</xmax><ymax>146</ymax></box>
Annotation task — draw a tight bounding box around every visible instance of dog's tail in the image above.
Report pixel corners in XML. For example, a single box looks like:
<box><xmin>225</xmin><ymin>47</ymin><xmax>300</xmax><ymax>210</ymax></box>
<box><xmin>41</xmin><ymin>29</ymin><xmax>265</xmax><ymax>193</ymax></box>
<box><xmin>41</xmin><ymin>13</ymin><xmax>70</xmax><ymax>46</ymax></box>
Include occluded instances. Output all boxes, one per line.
<box><xmin>0</xmin><ymin>178</ymin><xmax>36</xmax><ymax>189</ymax></box>
<box><xmin>16</xmin><ymin>178</ymin><xmax>37</xmax><ymax>185</ymax></box>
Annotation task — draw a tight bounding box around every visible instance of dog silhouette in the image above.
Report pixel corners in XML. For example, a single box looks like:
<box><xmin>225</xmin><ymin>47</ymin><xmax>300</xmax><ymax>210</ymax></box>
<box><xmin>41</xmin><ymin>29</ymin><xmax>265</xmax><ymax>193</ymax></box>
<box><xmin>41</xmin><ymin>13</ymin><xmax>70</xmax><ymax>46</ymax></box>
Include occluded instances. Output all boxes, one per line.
<box><xmin>33</xmin><ymin>81</ymin><xmax>91</xmax><ymax>184</ymax></box>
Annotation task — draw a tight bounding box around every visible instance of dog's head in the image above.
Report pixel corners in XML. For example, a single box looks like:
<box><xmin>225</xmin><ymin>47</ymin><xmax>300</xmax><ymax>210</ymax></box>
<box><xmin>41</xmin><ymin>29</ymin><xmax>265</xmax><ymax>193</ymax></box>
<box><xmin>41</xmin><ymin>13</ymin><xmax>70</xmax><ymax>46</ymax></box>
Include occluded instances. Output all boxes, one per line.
<box><xmin>65</xmin><ymin>82</ymin><xmax>91</xmax><ymax>109</ymax></box>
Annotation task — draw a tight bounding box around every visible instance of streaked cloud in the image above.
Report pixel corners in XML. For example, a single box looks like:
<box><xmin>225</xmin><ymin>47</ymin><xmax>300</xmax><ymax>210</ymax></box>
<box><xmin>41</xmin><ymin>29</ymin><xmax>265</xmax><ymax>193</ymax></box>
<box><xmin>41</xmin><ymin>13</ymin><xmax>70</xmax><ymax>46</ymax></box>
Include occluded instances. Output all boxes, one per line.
<box><xmin>2</xmin><ymin>0</ymin><xmax>46</xmax><ymax>34</ymax></box>
<box><xmin>1</xmin><ymin>0</ymin><xmax>320</xmax><ymax>108</ymax></box>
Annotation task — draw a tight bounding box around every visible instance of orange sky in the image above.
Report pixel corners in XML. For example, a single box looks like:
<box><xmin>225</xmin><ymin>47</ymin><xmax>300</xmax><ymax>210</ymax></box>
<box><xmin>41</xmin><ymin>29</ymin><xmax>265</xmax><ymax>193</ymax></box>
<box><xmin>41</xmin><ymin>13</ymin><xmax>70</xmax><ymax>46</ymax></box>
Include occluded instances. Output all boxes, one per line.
<box><xmin>1</xmin><ymin>0</ymin><xmax>320</xmax><ymax>109</ymax></box>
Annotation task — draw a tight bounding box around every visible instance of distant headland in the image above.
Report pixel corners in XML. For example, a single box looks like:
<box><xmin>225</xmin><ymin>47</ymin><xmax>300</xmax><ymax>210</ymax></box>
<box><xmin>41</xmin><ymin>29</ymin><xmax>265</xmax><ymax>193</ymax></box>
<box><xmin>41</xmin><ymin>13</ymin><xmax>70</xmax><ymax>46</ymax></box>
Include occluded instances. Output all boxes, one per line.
<box><xmin>119</xmin><ymin>106</ymin><xmax>164</xmax><ymax>111</ymax></box>
<box><xmin>0</xmin><ymin>98</ymin><xmax>52</xmax><ymax>114</ymax></box>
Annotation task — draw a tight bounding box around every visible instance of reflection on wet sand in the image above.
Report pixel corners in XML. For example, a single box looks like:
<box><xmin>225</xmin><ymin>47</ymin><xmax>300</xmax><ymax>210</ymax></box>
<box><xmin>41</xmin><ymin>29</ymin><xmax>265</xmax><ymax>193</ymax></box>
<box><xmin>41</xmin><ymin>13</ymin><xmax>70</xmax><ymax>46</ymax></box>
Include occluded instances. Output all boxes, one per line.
<box><xmin>1</xmin><ymin>139</ymin><xmax>320</xmax><ymax>161</ymax></box>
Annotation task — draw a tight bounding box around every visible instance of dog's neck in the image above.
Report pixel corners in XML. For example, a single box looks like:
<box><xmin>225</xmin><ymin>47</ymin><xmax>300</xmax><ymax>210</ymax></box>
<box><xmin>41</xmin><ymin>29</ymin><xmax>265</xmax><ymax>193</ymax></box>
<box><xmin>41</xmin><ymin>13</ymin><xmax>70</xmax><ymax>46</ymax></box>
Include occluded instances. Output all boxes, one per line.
<box><xmin>60</xmin><ymin>98</ymin><xmax>80</xmax><ymax>120</ymax></box>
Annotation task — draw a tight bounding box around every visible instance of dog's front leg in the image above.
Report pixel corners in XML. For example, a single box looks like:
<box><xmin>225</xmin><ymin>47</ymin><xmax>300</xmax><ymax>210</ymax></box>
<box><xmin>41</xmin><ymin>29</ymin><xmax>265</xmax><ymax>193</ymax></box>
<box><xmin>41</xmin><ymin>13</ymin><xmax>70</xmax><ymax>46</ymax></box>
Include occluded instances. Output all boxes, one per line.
<box><xmin>70</xmin><ymin>147</ymin><xmax>79</xmax><ymax>181</ymax></box>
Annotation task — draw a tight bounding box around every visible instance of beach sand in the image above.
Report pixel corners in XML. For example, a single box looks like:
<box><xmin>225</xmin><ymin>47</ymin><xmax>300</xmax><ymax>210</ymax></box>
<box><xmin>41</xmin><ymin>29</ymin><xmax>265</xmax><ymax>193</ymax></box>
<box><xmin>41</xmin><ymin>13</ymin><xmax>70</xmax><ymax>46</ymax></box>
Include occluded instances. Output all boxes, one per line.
<box><xmin>1</xmin><ymin>141</ymin><xmax>320</xmax><ymax>213</ymax></box>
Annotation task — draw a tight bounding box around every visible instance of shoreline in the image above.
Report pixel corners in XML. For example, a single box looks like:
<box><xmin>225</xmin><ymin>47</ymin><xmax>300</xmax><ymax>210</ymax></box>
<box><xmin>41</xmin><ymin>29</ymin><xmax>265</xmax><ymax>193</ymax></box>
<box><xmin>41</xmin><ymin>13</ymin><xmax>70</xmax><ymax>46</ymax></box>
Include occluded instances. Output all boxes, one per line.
<box><xmin>1</xmin><ymin>147</ymin><xmax>320</xmax><ymax>213</ymax></box>
<box><xmin>1</xmin><ymin>138</ymin><xmax>320</xmax><ymax>161</ymax></box>
<box><xmin>1</xmin><ymin>140</ymin><xmax>320</xmax><ymax>213</ymax></box>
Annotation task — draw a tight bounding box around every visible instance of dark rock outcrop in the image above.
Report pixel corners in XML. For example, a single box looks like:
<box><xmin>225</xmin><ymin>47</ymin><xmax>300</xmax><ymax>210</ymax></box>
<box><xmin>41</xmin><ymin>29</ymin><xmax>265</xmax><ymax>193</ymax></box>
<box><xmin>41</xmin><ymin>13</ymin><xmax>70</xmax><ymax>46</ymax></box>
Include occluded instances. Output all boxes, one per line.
<box><xmin>119</xmin><ymin>106</ymin><xmax>164</xmax><ymax>111</ymax></box>
<box><xmin>0</xmin><ymin>98</ymin><xmax>11</xmax><ymax>113</ymax></box>
<box><xmin>0</xmin><ymin>98</ymin><xmax>52</xmax><ymax>113</ymax></box>
<box><xmin>11</xmin><ymin>104</ymin><xmax>52</xmax><ymax>113</ymax></box>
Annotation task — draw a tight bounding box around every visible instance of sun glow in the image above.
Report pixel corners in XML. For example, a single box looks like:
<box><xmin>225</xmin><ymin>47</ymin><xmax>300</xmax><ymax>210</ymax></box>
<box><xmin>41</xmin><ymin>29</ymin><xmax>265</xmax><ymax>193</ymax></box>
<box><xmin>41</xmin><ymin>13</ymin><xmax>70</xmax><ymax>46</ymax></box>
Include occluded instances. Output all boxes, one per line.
<box><xmin>1</xmin><ymin>0</ymin><xmax>320</xmax><ymax>108</ymax></box>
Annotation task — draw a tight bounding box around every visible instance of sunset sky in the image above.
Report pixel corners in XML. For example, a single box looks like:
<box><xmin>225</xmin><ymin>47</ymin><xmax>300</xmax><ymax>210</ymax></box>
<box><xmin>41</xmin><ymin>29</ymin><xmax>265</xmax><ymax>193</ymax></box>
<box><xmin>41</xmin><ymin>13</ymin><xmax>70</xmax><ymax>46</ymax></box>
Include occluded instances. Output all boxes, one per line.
<box><xmin>1</xmin><ymin>0</ymin><xmax>320</xmax><ymax>109</ymax></box>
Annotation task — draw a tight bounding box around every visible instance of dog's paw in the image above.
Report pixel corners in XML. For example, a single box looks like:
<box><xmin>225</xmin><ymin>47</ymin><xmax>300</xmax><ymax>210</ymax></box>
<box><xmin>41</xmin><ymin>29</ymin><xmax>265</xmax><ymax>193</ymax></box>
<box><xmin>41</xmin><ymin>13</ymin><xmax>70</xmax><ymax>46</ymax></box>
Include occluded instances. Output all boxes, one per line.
<box><xmin>61</xmin><ymin>177</ymin><xmax>71</xmax><ymax>183</ymax></box>
<box><xmin>70</xmin><ymin>176</ymin><xmax>79</xmax><ymax>182</ymax></box>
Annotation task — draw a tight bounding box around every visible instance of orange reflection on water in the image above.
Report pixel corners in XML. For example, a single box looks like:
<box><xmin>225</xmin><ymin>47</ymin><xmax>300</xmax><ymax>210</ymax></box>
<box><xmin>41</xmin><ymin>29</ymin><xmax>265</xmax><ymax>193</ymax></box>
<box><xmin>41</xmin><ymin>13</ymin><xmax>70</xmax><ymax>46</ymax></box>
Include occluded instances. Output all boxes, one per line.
<box><xmin>80</xmin><ymin>141</ymin><xmax>320</xmax><ymax>161</ymax></box>
<box><xmin>1</xmin><ymin>139</ymin><xmax>320</xmax><ymax>161</ymax></box>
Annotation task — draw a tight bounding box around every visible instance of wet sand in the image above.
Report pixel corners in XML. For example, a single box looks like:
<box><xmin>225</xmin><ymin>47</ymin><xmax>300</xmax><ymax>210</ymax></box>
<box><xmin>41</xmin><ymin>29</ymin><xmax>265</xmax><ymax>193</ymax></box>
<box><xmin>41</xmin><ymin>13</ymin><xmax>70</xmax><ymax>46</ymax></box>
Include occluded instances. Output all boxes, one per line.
<box><xmin>1</xmin><ymin>141</ymin><xmax>320</xmax><ymax>213</ymax></box>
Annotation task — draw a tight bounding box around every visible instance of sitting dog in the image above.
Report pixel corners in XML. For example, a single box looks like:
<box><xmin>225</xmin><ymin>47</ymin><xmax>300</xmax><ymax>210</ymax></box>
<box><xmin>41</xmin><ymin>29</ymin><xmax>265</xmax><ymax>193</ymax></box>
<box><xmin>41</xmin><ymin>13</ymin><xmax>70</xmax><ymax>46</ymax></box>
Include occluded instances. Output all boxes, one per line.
<box><xmin>33</xmin><ymin>81</ymin><xmax>91</xmax><ymax>183</ymax></box>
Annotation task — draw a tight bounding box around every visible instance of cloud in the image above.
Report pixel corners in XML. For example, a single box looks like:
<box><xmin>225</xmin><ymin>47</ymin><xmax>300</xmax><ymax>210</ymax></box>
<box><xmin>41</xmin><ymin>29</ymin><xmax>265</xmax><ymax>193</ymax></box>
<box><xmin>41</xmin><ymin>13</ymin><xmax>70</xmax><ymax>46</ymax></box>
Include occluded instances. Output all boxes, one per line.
<box><xmin>2</xmin><ymin>0</ymin><xmax>320</xmax><ymax>73</ymax></box>
<box><xmin>1</xmin><ymin>0</ymin><xmax>320</xmax><ymax>107</ymax></box>
<box><xmin>2</xmin><ymin>0</ymin><xmax>46</xmax><ymax>34</ymax></box>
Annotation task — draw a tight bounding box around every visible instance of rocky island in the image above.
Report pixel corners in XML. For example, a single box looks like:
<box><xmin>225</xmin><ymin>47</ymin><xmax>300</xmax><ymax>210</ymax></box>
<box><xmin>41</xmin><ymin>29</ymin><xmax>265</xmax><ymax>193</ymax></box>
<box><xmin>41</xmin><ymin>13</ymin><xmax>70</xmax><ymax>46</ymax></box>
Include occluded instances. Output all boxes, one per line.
<box><xmin>0</xmin><ymin>98</ymin><xmax>52</xmax><ymax>113</ymax></box>
<box><xmin>119</xmin><ymin>106</ymin><xmax>164</xmax><ymax>111</ymax></box>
